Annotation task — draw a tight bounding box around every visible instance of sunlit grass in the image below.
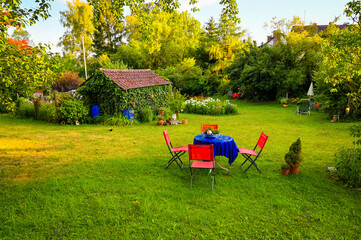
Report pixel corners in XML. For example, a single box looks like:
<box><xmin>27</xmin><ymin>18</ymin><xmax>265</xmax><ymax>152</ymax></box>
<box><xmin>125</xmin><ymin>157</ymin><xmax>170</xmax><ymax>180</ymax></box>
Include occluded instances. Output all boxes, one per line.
<box><xmin>1</xmin><ymin>100</ymin><xmax>360</xmax><ymax>239</ymax></box>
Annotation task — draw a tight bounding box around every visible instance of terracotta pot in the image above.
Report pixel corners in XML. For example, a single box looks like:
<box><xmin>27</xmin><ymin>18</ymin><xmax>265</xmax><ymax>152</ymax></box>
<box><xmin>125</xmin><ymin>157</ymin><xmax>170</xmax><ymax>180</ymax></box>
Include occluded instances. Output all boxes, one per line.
<box><xmin>290</xmin><ymin>166</ymin><xmax>299</xmax><ymax>175</ymax></box>
<box><xmin>157</xmin><ymin>120</ymin><xmax>165</xmax><ymax>125</ymax></box>
<box><xmin>182</xmin><ymin>119</ymin><xmax>188</xmax><ymax>124</ymax></box>
<box><xmin>281</xmin><ymin>168</ymin><xmax>290</xmax><ymax>176</ymax></box>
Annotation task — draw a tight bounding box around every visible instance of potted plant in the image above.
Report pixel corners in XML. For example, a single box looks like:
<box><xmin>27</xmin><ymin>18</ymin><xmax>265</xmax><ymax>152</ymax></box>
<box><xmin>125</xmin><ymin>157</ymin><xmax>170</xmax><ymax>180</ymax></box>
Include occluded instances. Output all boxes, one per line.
<box><xmin>159</xmin><ymin>107</ymin><xmax>165</xmax><ymax>115</ymax></box>
<box><xmin>157</xmin><ymin>114</ymin><xmax>165</xmax><ymax>125</ymax></box>
<box><xmin>281</xmin><ymin>164</ymin><xmax>290</xmax><ymax>176</ymax></box>
<box><xmin>203</xmin><ymin>127</ymin><xmax>219</xmax><ymax>138</ymax></box>
<box><xmin>280</xmin><ymin>98</ymin><xmax>289</xmax><ymax>107</ymax></box>
<box><xmin>285</xmin><ymin>138</ymin><xmax>303</xmax><ymax>175</ymax></box>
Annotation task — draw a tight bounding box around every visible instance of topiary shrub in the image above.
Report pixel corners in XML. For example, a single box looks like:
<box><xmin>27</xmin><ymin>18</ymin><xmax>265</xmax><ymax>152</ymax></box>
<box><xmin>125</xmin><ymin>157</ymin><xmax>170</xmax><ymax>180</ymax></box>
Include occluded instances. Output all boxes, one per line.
<box><xmin>52</xmin><ymin>71</ymin><xmax>84</xmax><ymax>92</ymax></box>
<box><xmin>285</xmin><ymin>138</ymin><xmax>303</xmax><ymax>167</ymax></box>
<box><xmin>56</xmin><ymin>100</ymin><xmax>88</xmax><ymax>124</ymax></box>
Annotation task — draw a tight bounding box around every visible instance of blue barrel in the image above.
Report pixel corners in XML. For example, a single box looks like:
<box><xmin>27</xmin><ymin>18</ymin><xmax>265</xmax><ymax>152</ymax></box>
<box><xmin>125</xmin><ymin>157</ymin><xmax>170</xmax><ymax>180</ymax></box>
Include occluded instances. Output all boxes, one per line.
<box><xmin>123</xmin><ymin>109</ymin><xmax>134</xmax><ymax>121</ymax></box>
<box><xmin>91</xmin><ymin>105</ymin><xmax>100</xmax><ymax>118</ymax></box>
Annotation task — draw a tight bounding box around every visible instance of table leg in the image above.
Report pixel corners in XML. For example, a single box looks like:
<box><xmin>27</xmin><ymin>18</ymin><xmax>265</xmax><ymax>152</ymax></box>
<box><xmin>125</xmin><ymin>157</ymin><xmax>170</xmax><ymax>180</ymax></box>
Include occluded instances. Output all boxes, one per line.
<box><xmin>216</xmin><ymin>156</ymin><xmax>229</xmax><ymax>171</ymax></box>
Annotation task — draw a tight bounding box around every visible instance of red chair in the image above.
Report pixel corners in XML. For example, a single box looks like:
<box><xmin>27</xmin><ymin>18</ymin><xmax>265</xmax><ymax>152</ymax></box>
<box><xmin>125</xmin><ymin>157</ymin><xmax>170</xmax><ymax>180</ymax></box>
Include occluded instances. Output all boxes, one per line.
<box><xmin>239</xmin><ymin>132</ymin><xmax>268</xmax><ymax>173</ymax></box>
<box><xmin>188</xmin><ymin>144</ymin><xmax>215</xmax><ymax>190</ymax></box>
<box><xmin>201</xmin><ymin>124</ymin><xmax>218</xmax><ymax>134</ymax></box>
<box><xmin>163</xmin><ymin>129</ymin><xmax>188</xmax><ymax>169</ymax></box>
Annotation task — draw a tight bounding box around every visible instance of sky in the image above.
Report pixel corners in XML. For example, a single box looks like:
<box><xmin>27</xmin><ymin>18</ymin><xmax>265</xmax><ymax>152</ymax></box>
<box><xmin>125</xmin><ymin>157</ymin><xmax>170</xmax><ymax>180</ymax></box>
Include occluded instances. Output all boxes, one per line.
<box><xmin>19</xmin><ymin>0</ymin><xmax>353</xmax><ymax>53</ymax></box>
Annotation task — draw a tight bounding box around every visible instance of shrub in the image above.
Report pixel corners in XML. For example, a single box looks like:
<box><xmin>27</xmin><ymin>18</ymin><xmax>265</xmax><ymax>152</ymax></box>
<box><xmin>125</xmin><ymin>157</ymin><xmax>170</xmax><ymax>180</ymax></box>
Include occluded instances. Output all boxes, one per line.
<box><xmin>224</xmin><ymin>103</ymin><xmax>238</xmax><ymax>114</ymax></box>
<box><xmin>102</xmin><ymin>115</ymin><xmax>134</xmax><ymax>126</ymax></box>
<box><xmin>285</xmin><ymin>138</ymin><xmax>303</xmax><ymax>167</ymax></box>
<box><xmin>334</xmin><ymin>148</ymin><xmax>361</xmax><ymax>188</ymax></box>
<box><xmin>38</xmin><ymin>102</ymin><xmax>56</xmax><ymax>122</ymax></box>
<box><xmin>14</xmin><ymin>98</ymin><xmax>35</xmax><ymax>119</ymax></box>
<box><xmin>52</xmin><ymin>71</ymin><xmax>84</xmax><ymax>92</ymax></box>
<box><xmin>139</xmin><ymin>108</ymin><xmax>154</xmax><ymax>123</ymax></box>
<box><xmin>56</xmin><ymin>100</ymin><xmax>88</xmax><ymax>124</ymax></box>
<box><xmin>183</xmin><ymin>97</ymin><xmax>237</xmax><ymax>115</ymax></box>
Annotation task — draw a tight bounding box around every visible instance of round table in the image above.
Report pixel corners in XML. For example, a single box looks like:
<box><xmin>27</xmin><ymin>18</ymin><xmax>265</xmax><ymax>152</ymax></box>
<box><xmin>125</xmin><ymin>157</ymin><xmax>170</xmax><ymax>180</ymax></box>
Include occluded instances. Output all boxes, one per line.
<box><xmin>193</xmin><ymin>134</ymin><xmax>239</xmax><ymax>165</ymax></box>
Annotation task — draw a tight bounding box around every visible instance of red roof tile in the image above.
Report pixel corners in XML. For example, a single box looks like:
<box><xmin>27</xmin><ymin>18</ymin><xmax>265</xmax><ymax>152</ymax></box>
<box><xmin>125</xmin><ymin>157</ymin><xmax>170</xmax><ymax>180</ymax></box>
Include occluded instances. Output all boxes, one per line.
<box><xmin>99</xmin><ymin>69</ymin><xmax>171</xmax><ymax>90</ymax></box>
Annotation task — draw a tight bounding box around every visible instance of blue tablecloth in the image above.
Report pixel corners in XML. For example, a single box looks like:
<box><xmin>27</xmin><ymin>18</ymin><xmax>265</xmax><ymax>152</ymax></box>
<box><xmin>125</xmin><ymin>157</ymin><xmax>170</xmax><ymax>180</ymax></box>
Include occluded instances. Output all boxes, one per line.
<box><xmin>193</xmin><ymin>134</ymin><xmax>239</xmax><ymax>165</ymax></box>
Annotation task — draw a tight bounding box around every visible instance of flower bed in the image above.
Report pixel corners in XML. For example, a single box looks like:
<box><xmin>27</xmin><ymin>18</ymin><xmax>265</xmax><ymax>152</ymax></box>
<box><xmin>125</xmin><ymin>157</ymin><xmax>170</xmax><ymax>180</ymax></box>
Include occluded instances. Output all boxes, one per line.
<box><xmin>183</xmin><ymin>97</ymin><xmax>237</xmax><ymax>115</ymax></box>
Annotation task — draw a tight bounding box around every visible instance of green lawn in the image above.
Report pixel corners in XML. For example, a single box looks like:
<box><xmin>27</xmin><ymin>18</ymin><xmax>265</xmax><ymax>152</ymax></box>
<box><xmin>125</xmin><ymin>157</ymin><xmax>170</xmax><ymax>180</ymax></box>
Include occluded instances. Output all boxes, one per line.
<box><xmin>1</xmin><ymin>100</ymin><xmax>360</xmax><ymax>239</ymax></box>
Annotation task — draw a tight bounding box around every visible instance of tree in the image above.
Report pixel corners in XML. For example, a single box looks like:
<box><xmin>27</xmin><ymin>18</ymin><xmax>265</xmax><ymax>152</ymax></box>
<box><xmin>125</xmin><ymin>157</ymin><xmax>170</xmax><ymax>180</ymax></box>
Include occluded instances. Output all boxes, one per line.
<box><xmin>91</xmin><ymin>0</ymin><xmax>124</xmax><ymax>56</ymax></box>
<box><xmin>0</xmin><ymin>0</ymin><xmax>52</xmax><ymax>35</ymax></box>
<box><xmin>11</xmin><ymin>29</ymin><xmax>31</xmax><ymax>41</ymax></box>
<box><xmin>314</xmin><ymin>24</ymin><xmax>361</xmax><ymax>118</ymax></box>
<box><xmin>208</xmin><ymin>1</ymin><xmax>247</xmax><ymax>74</ymax></box>
<box><xmin>59</xmin><ymin>0</ymin><xmax>94</xmax><ymax>60</ymax></box>
<box><xmin>344</xmin><ymin>0</ymin><xmax>361</xmax><ymax>26</ymax></box>
<box><xmin>0</xmin><ymin>1</ymin><xmax>55</xmax><ymax>112</ymax></box>
<box><xmin>125</xmin><ymin>5</ymin><xmax>201</xmax><ymax>69</ymax></box>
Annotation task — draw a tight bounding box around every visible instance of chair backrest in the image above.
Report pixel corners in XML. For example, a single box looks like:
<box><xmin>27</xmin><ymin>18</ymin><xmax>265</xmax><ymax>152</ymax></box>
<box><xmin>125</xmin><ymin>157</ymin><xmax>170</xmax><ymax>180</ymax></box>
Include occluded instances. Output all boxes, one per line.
<box><xmin>299</xmin><ymin>99</ymin><xmax>310</xmax><ymax>112</ymax></box>
<box><xmin>256</xmin><ymin>132</ymin><xmax>268</xmax><ymax>150</ymax></box>
<box><xmin>163</xmin><ymin>129</ymin><xmax>171</xmax><ymax>146</ymax></box>
<box><xmin>201</xmin><ymin>124</ymin><xmax>219</xmax><ymax>134</ymax></box>
<box><xmin>188</xmin><ymin>144</ymin><xmax>214</xmax><ymax>161</ymax></box>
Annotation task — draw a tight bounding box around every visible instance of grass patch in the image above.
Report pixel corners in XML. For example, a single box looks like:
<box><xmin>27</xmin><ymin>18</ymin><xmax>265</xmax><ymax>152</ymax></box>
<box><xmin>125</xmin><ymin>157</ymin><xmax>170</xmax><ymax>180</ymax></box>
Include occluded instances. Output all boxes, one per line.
<box><xmin>1</xmin><ymin>100</ymin><xmax>360</xmax><ymax>239</ymax></box>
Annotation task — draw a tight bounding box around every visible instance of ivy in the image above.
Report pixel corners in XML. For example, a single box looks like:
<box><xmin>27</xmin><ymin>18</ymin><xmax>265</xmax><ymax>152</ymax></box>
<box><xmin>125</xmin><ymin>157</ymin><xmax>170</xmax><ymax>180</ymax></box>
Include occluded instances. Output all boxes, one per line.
<box><xmin>78</xmin><ymin>70</ymin><xmax>170</xmax><ymax>116</ymax></box>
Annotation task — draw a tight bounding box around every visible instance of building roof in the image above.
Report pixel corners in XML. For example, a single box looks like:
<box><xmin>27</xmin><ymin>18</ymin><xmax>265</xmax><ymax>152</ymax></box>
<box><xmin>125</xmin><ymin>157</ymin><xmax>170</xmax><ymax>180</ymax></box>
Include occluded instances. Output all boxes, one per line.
<box><xmin>99</xmin><ymin>69</ymin><xmax>171</xmax><ymax>91</ymax></box>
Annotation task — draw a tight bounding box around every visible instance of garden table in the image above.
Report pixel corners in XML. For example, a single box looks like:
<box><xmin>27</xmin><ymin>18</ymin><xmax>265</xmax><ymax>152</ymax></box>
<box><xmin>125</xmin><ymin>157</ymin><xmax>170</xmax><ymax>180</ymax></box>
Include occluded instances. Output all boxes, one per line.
<box><xmin>193</xmin><ymin>134</ymin><xmax>239</xmax><ymax>166</ymax></box>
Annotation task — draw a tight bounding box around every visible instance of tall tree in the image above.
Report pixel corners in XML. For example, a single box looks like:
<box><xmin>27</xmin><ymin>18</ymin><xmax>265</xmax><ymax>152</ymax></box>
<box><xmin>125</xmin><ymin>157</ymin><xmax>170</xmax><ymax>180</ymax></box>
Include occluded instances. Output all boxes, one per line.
<box><xmin>209</xmin><ymin>1</ymin><xmax>247</xmax><ymax>73</ymax></box>
<box><xmin>203</xmin><ymin>17</ymin><xmax>218</xmax><ymax>42</ymax></box>
<box><xmin>125</xmin><ymin>4</ymin><xmax>201</xmax><ymax>69</ymax></box>
<box><xmin>91</xmin><ymin>0</ymin><xmax>124</xmax><ymax>56</ymax></box>
<box><xmin>59</xmin><ymin>0</ymin><xmax>94</xmax><ymax>60</ymax></box>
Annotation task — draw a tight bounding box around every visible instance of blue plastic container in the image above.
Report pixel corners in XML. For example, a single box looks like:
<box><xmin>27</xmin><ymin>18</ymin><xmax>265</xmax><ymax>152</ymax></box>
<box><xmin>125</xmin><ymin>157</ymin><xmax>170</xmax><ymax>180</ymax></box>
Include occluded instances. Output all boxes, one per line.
<box><xmin>123</xmin><ymin>109</ymin><xmax>134</xmax><ymax>121</ymax></box>
<box><xmin>91</xmin><ymin>105</ymin><xmax>100</xmax><ymax>118</ymax></box>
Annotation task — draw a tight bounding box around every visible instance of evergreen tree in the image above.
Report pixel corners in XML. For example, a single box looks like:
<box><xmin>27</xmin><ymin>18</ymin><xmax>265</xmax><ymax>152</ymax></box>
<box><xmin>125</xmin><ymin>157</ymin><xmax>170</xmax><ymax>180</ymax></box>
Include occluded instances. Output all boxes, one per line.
<box><xmin>92</xmin><ymin>0</ymin><xmax>124</xmax><ymax>57</ymax></box>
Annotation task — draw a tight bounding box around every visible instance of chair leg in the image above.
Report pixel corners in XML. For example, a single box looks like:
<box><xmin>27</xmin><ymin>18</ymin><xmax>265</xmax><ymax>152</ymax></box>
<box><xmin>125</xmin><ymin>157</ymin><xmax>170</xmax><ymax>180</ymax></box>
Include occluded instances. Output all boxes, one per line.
<box><xmin>166</xmin><ymin>152</ymin><xmax>184</xmax><ymax>169</ymax></box>
<box><xmin>212</xmin><ymin>168</ymin><xmax>215</xmax><ymax>191</ymax></box>
<box><xmin>190</xmin><ymin>169</ymin><xmax>194</xmax><ymax>189</ymax></box>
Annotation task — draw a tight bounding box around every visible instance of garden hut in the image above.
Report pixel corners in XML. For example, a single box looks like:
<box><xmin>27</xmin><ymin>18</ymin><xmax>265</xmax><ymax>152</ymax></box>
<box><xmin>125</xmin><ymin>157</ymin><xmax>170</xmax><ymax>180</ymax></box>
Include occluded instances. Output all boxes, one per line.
<box><xmin>78</xmin><ymin>69</ymin><xmax>172</xmax><ymax>116</ymax></box>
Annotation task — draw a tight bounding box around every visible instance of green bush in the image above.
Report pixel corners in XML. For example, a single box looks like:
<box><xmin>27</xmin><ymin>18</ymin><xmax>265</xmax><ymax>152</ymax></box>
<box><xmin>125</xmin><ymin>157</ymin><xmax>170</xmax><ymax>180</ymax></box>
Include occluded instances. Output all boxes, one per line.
<box><xmin>139</xmin><ymin>108</ymin><xmax>154</xmax><ymax>123</ymax></box>
<box><xmin>14</xmin><ymin>98</ymin><xmax>35</xmax><ymax>119</ymax></box>
<box><xmin>334</xmin><ymin>147</ymin><xmax>361</xmax><ymax>188</ymax></box>
<box><xmin>285</xmin><ymin>138</ymin><xmax>303</xmax><ymax>167</ymax></box>
<box><xmin>224</xmin><ymin>103</ymin><xmax>238</xmax><ymax>114</ymax></box>
<box><xmin>56</xmin><ymin>100</ymin><xmax>89</xmax><ymax>124</ymax></box>
<box><xmin>102</xmin><ymin>115</ymin><xmax>134</xmax><ymax>126</ymax></box>
<box><xmin>38</xmin><ymin>102</ymin><xmax>56</xmax><ymax>122</ymax></box>
<box><xmin>183</xmin><ymin>97</ymin><xmax>237</xmax><ymax>115</ymax></box>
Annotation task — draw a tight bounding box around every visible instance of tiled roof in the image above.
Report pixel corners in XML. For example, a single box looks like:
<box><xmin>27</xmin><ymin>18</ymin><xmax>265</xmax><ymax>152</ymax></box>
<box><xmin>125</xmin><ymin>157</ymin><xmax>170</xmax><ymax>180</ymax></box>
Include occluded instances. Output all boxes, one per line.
<box><xmin>99</xmin><ymin>69</ymin><xmax>171</xmax><ymax>90</ymax></box>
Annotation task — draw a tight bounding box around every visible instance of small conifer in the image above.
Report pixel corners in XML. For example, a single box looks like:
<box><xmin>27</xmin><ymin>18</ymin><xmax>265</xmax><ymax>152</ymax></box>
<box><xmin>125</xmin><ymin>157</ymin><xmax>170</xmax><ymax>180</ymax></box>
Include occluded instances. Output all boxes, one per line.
<box><xmin>285</xmin><ymin>138</ymin><xmax>303</xmax><ymax>167</ymax></box>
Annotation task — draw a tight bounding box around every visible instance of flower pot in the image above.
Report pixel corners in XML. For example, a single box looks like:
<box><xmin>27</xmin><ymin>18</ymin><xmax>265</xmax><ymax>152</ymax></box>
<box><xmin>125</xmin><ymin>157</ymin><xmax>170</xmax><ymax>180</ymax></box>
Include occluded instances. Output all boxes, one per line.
<box><xmin>157</xmin><ymin>120</ymin><xmax>165</xmax><ymax>125</ymax></box>
<box><xmin>182</xmin><ymin>119</ymin><xmax>188</xmax><ymax>124</ymax></box>
<box><xmin>290</xmin><ymin>166</ymin><xmax>299</xmax><ymax>175</ymax></box>
<box><xmin>281</xmin><ymin>168</ymin><xmax>290</xmax><ymax>176</ymax></box>
<box><xmin>160</xmin><ymin>110</ymin><xmax>164</xmax><ymax>115</ymax></box>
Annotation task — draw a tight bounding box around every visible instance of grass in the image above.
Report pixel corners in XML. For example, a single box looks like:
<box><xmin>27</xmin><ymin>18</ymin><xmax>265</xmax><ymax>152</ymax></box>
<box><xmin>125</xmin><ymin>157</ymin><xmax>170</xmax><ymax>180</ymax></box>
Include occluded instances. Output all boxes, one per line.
<box><xmin>1</xmin><ymin>100</ymin><xmax>360</xmax><ymax>239</ymax></box>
